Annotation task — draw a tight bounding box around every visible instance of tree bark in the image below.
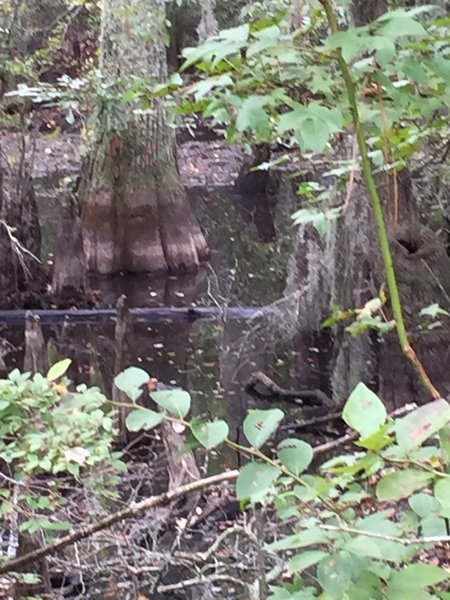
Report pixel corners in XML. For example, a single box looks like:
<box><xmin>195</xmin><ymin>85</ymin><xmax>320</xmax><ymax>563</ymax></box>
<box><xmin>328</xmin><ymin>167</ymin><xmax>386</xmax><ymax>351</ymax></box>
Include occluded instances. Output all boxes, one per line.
<box><xmin>352</xmin><ymin>0</ymin><xmax>387</xmax><ymax>26</ymax></box>
<box><xmin>51</xmin><ymin>187</ymin><xmax>86</xmax><ymax>301</ymax></box>
<box><xmin>82</xmin><ymin>0</ymin><xmax>208</xmax><ymax>275</ymax></box>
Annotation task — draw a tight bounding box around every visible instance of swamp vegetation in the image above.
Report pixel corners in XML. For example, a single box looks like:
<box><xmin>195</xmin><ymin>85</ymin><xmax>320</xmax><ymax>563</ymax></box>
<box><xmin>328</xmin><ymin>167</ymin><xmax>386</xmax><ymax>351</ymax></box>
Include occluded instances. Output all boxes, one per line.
<box><xmin>0</xmin><ymin>0</ymin><xmax>450</xmax><ymax>598</ymax></box>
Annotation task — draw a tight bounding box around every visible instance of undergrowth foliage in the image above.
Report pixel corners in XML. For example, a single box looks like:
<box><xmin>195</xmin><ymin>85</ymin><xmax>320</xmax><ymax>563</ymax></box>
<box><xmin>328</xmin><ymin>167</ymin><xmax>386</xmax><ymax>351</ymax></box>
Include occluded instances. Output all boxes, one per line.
<box><xmin>0</xmin><ymin>359</ymin><xmax>121</xmax><ymax>538</ymax></box>
<box><xmin>115</xmin><ymin>366</ymin><xmax>450</xmax><ymax>600</ymax></box>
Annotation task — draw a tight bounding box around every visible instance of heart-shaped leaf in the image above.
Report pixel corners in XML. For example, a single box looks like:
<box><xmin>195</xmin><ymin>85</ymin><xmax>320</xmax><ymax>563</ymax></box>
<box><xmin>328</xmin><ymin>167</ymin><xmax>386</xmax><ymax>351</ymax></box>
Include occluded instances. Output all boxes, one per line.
<box><xmin>243</xmin><ymin>408</ymin><xmax>284</xmax><ymax>448</ymax></box>
<box><xmin>151</xmin><ymin>389</ymin><xmax>191</xmax><ymax>418</ymax></box>
<box><xmin>277</xmin><ymin>438</ymin><xmax>313</xmax><ymax>475</ymax></box>
<box><xmin>192</xmin><ymin>419</ymin><xmax>229</xmax><ymax>449</ymax></box>
<box><xmin>126</xmin><ymin>408</ymin><xmax>164</xmax><ymax>432</ymax></box>
<box><xmin>114</xmin><ymin>367</ymin><xmax>149</xmax><ymax>402</ymax></box>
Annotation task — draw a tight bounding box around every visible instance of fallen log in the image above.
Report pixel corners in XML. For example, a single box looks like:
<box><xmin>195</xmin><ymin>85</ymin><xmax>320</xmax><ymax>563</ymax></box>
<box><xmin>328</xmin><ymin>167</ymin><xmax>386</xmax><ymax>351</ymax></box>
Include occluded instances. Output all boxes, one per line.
<box><xmin>245</xmin><ymin>371</ymin><xmax>330</xmax><ymax>406</ymax></box>
<box><xmin>0</xmin><ymin>306</ymin><xmax>273</xmax><ymax>325</ymax></box>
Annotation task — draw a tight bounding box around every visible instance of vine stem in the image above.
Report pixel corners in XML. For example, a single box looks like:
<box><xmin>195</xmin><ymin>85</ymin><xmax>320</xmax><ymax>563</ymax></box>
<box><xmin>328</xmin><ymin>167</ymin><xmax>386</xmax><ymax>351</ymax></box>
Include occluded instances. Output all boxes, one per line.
<box><xmin>319</xmin><ymin>0</ymin><xmax>441</xmax><ymax>400</ymax></box>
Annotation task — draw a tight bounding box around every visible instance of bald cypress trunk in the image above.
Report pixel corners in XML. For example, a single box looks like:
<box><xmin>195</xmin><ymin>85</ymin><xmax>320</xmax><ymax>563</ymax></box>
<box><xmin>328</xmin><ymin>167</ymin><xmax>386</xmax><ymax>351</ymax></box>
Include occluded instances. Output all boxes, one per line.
<box><xmin>83</xmin><ymin>0</ymin><xmax>208</xmax><ymax>274</ymax></box>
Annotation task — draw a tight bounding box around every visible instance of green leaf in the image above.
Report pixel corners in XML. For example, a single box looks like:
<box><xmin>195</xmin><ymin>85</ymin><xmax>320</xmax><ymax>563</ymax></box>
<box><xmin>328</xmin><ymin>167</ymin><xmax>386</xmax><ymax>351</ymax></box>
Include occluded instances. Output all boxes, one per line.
<box><xmin>125</xmin><ymin>408</ymin><xmax>164</xmax><ymax>432</ymax></box>
<box><xmin>420</xmin><ymin>303</ymin><xmax>450</xmax><ymax>319</ymax></box>
<box><xmin>114</xmin><ymin>367</ymin><xmax>149</xmax><ymax>402</ymax></box>
<box><xmin>291</xmin><ymin>207</ymin><xmax>341</xmax><ymax>237</ymax></box>
<box><xmin>151</xmin><ymin>389</ymin><xmax>191</xmax><ymax>418</ymax></box>
<box><xmin>298</xmin><ymin>117</ymin><xmax>330</xmax><ymax>152</ymax></box>
<box><xmin>421</xmin><ymin>516</ymin><xmax>447</xmax><ymax>537</ymax></box>
<box><xmin>395</xmin><ymin>399</ymin><xmax>450</xmax><ymax>452</ymax></box>
<box><xmin>342</xmin><ymin>383</ymin><xmax>387</xmax><ymax>438</ymax></box>
<box><xmin>288</xmin><ymin>550</ymin><xmax>328</xmax><ymax>574</ymax></box>
<box><xmin>243</xmin><ymin>408</ymin><xmax>284</xmax><ymax>448</ymax></box>
<box><xmin>327</xmin><ymin>29</ymin><xmax>366</xmax><ymax>62</ymax></box>
<box><xmin>277</xmin><ymin>438</ymin><xmax>313</xmax><ymax>475</ymax></box>
<box><xmin>187</xmin><ymin>74</ymin><xmax>233</xmax><ymax>101</ymax></box>
<box><xmin>317</xmin><ymin>552</ymin><xmax>353</xmax><ymax>599</ymax></box>
<box><xmin>266</xmin><ymin>528</ymin><xmax>331</xmax><ymax>551</ymax></box>
<box><xmin>236</xmin><ymin>95</ymin><xmax>272</xmax><ymax>139</ymax></box>
<box><xmin>191</xmin><ymin>419</ymin><xmax>229</xmax><ymax>449</ymax></box>
<box><xmin>378</xmin><ymin>14</ymin><xmax>427</xmax><ymax>37</ymax></box>
<box><xmin>236</xmin><ymin>461</ymin><xmax>281</xmax><ymax>502</ymax></box>
<box><xmin>409</xmin><ymin>492</ymin><xmax>441</xmax><ymax>518</ymax></box>
<box><xmin>434</xmin><ymin>478</ymin><xmax>450</xmax><ymax>509</ymax></box>
<box><xmin>356</xmin><ymin>422</ymin><xmax>393</xmax><ymax>451</ymax></box>
<box><xmin>387</xmin><ymin>564</ymin><xmax>449</xmax><ymax>598</ymax></box>
<box><xmin>376</xmin><ymin>469</ymin><xmax>433</xmax><ymax>501</ymax></box>
<box><xmin>47</xmin><ymin>359</ymin><xmax>71</xmax><ymax>382</ymax></box>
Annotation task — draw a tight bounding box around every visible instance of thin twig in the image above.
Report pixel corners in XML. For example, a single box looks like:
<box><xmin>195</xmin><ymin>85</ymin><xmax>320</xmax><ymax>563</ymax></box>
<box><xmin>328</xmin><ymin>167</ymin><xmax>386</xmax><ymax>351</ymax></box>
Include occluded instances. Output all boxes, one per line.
<box><xmin>320</xmin><ymin>524</ymin><xmax>450</xmax><ymax>546</ymax></box>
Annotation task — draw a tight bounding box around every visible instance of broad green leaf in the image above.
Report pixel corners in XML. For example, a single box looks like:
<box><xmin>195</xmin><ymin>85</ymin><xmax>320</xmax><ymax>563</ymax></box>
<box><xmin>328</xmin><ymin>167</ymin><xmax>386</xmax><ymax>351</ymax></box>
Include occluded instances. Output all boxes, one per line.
<box><xmin>347</xmin><ymin>571</ymin><xmax>383</xmax><ymax>600</ymax></box>
<box><xmin>236</xmin><ymin>461</ymin><xmax>281</xmax><ymax>502</ymax></box>
<box><xmin>434</xmin><ymin>478</ymin><xmax>450</xmax><ymax>509</ymax></box>
<box><xmin>278</xmin><ymin>106</ymin><xmax>307</xmax><ymax>133</ymax></box>
<box><xmin>151</xmin><ymin>389</ymin><xmax>191</xmax><ymax>418</ymax></box>
<box><xmin>409</xmin><ymin>492</ymin><xmax>441</xmax><ymax>518</ymax></box>
<box><xmin>429</xmin><ymin>56</ymin><xmax>450</xmax><ymax>83</ymax></box>
<box><xmin>191</xmin><ymin>418</ymin><xmax>229</xmax><ymax>449</ymax></box>
<box><xmin>277</xmin><ymin>438</ymin><xmax>313</xmax><ymax>475</ymax></box>
<box><xmin>317</xmin><ymin>552</ymin><xmax>353</xmax><ymax>600</ymax></box>
<box><xmin>327</xmin><ymin>29</ymin><xmax>366</xmax><ymax>62</ymax></box>
<box><xmin>343</xmin><ymin>383</ymin><xmax>387</xmax><ymax>438</ymax></box>
<box><xmin>378</xmin><ymin>14</ymin><xmax>427</xmax><ymax>37</ymax></box>
<box><xmin>243</xmin><ymin>408</ymin><xmax>284</xmax><ymax>448</ymax></box>
<box><xmin>346</xmin><ymin>536</ymin><xmax>383</xmax><ymax>560</ymax></box>
<box><xmin>298</xmin><ymin>117</ymin><xmax>330</xmax><ymax>153</ymax></box>
<box><xmin>47</xmin><ymin>359</ymin><xmax>71</xmax><ymax>382</ymax></box>
<box><xmin>421</xmin><ymin>516</ymin><xmax>447</xmax><ymax>537</ymax></box>
<box><xmin>395</xmin><ymin>399</ymin><xmax>450</xmax><ymax>452</ymax></box>
<box><xmin>236</xmin><ymin>95</ymin><xmax>272</xmax><ymax>139</ymax></box>
<box><xmin>187</xmin><ymin>74</ymin><xmax>233</xmax><ymax>101</ymax></box>
<box><xmin>387</xmin><ymin>564</ymin><xmax>449</xmax><ymax>599</ymax></box>
<box><xmin>376</xmin><ymin>469</ymin><xmax>433</xmax><ymax>501</ymax></box>
<box><xmin>288</xmin><ymin>550</ymin><xmax>328</xmax><ymax>574</ymax></box>
<box><xmin>357</xmin><ymin>511</ymin><xmax>401</xmax><ymax>536</ymax></box>
<box><xmin>125</xmin><ymin>408</ymin><xmax>164</xmax><ymax>432</ymax></box>
<box><xmin>114</xmin><ymin>367</ymin><xmax>149</xmax><ymax>402</ymax></box>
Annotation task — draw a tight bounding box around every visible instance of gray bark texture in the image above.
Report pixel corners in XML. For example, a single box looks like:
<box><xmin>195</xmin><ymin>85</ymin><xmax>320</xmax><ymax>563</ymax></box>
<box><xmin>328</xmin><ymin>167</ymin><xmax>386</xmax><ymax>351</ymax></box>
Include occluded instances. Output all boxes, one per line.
<box><xmin>83</xmin><ymin>0</ymin><xmax>208</xmax><ymax>274</ymax></box>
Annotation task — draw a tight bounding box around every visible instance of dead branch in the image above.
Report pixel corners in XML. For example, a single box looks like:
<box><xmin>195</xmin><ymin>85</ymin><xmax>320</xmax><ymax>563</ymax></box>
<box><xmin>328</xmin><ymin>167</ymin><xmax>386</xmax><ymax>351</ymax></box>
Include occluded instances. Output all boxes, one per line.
<box><xmin>245</xmin><ymin>371</ymin><xmax>330</xmax><ymax>406</ymax></box>
<box><xmin>0</xmin><ymin>470</ymin><xmax>239</xmax><ymax>575</ymax></box>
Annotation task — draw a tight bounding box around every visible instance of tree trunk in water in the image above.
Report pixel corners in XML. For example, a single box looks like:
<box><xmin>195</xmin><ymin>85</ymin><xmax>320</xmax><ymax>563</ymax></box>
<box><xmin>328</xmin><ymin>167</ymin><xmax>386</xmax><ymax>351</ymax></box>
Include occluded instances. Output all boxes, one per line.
<box><xmin>51</xmin><ymin>187</ymin><xmax>86</xmax><ymax>302</ymax></box>
<box><xmin>24</xmin><ymin>312</ymin><xmax>48</xmax><ymax>374</ymax></box>
<box><xmin>352</xmin><ymin>0</ymin><xmax>387</xmax><ymax>26</ymax></box>
<box><xmin>82</xmin><ymin>0</ymin><xmax>208</xmax><ymax>275</ymax></box>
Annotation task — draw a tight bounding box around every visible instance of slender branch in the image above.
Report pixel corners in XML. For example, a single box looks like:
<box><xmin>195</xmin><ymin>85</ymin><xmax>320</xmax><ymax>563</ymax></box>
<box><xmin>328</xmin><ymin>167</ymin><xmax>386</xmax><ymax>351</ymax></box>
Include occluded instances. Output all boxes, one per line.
<box><xmin>319</xmin><ymin>0</ymin><xmax>442</xmax><ymax>400</ymax></box>
<box><xmin>0</xmin><ymin>470</ymin><xmax>239</xmax><ymax>575</ymax></box>
<box><xmin>320</xmin><ymin>524</ymin><xmax>450</xmax><ymax>546</ymax></box>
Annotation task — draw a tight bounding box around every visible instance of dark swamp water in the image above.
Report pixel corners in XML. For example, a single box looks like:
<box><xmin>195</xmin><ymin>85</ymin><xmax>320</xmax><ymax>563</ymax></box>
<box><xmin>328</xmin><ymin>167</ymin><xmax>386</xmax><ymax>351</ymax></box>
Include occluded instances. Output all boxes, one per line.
<box><xmin>1</xmin><ymin>137</ymin><xmax>331</xmax><ymax>438</ymax></box>
<box><xmin>3</xmin><ymin>135</ymin><xmax>450</xmax><ymax>599</ymax></box>
<box><xmin>0</xmin><ymin>137</ymin><xmax>339</xmax><ymax>599</ymax></box>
